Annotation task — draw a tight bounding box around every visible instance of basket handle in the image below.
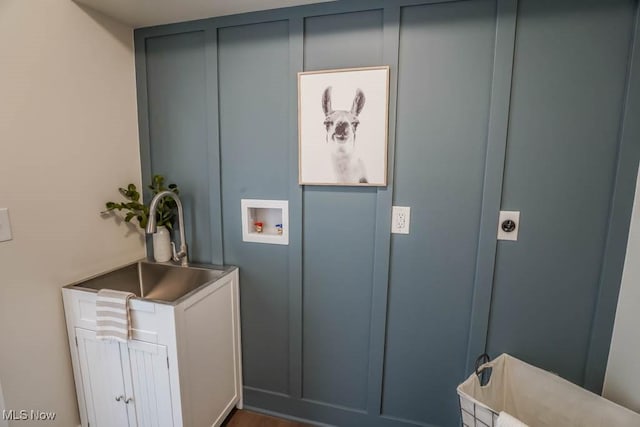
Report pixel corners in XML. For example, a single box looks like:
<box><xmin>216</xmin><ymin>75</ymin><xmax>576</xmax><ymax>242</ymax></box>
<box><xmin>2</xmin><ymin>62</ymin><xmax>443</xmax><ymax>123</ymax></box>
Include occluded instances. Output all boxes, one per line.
<box><xmin>474</xmin><ymin>353</ymin><xmax>491</xmax><ymax>376</ymax></box>
<box><xmin>474</xmin><ymin>353</ymin><xmax>493</xmax><ymax>386</ymax></box>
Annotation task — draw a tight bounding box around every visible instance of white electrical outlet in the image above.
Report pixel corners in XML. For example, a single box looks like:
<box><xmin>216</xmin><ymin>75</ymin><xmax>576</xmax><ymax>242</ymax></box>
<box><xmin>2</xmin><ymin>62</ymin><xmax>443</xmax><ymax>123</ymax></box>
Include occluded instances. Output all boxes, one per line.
<box><xmin>391</xmin><ymin>206</ymin><xmax>411</xmax><ymax>234</ymax></box>
<box><xmin>0</xmin><ymin>208</ymin><xmax>12</xmax><ymax>242</ymax></box>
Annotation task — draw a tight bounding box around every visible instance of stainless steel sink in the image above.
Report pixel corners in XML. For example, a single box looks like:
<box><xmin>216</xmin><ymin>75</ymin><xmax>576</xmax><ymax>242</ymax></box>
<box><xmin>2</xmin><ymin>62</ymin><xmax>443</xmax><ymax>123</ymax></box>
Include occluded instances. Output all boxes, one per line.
<box><xmin>67</xmin><ymin>261</ymin><xmax>231</xmax><ymax>303</ymax></box>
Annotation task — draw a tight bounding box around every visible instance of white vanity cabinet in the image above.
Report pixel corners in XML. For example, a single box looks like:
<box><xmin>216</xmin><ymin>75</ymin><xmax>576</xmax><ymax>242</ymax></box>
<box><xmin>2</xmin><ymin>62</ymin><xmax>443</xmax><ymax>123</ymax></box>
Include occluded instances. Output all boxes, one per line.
<box><xmin>62</xmin><ymin>266</ymin><xmax>242</xmax><ymax>427</ymax></box>
<box><xmin>75</xmin><ymin>329</ymin><xmax>173</xmax><ymax>427</ymax></box>
<box><xmin>74</xmin><ymin>328</ymin><xmax>132</xmax><ymax>427</ymax></box>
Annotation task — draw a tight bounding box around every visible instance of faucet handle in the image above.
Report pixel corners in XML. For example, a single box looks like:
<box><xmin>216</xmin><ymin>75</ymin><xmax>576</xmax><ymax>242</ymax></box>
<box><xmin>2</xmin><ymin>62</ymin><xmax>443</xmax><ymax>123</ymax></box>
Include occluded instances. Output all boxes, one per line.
<box><xmin>171</xmin><ymin>241</ymin><xmax>188</xmax><ymax>266</ymax></box>
<box><xmin>171</xmin><ymin>241</ymin><xmax>178</xmax><ymax>262</ymax></box>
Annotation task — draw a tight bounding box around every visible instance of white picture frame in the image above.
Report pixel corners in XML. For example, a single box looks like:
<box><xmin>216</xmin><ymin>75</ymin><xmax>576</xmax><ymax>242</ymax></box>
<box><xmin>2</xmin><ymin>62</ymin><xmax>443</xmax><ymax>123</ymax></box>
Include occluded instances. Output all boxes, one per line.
<box><xmin>298</xmin><ymin>66</ymin><xmax>390</xmax><ymax>186</ymax></box>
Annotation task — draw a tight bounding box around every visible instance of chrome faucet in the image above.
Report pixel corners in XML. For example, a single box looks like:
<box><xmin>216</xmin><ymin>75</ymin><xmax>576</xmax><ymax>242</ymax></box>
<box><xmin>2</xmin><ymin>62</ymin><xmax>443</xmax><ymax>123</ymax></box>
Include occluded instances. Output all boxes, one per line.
<box><xmin>146</xmin><ymin>190</ymin><xmax>188</xmax><ymax>266</ymax></box>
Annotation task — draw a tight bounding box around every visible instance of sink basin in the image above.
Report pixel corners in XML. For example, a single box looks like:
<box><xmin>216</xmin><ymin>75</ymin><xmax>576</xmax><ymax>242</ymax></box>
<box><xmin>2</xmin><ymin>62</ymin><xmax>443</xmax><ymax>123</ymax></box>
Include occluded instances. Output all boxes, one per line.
<box><xmin>68</xmin><ymin>261</ymin><xmax>230</xmax><ymax>303</ymax></box>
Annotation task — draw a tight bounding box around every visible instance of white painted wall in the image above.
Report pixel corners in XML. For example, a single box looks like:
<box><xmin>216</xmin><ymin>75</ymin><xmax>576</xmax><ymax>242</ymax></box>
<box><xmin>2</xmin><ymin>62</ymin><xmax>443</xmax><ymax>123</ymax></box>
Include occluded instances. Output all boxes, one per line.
<box><xmin>0</xmin><ymin>1</ymin><xmax>144</xmax><ymax>425</ymax></box>
<box><xmin>603</xmin><ymin>164</ymin><xmax>640</xmax><ymax>412</ymax></box>
<box><xmin>0</xmin><ymin>378</ymin><xmax>7</xmax><ymax>427</ymax></box>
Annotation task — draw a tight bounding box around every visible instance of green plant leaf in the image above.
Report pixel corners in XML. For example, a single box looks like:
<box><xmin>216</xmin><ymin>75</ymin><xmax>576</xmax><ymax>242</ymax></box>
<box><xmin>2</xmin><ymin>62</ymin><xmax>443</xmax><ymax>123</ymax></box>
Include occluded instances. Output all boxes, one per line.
<box><xmin>103</xmin><ymin>175</ymin><xmax>180</xmax><ymax>231</ymax></box>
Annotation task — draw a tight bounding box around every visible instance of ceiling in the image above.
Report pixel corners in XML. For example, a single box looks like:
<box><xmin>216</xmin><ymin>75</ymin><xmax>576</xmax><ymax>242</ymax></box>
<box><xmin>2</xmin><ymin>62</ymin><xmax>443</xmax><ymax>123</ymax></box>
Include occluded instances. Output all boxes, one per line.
<box><xmin>73</xmin><ymin>0</ymin><xmax>335</xmax><ymax>28</ymax></box>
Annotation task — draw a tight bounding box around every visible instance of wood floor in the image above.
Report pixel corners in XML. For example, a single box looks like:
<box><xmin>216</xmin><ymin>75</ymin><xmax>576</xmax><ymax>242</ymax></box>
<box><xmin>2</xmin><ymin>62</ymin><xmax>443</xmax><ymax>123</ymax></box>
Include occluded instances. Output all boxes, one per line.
<box><xmin>222</xmin><ymin>409</ymin><xmax>312</xmax><ymax>427</ymax></box>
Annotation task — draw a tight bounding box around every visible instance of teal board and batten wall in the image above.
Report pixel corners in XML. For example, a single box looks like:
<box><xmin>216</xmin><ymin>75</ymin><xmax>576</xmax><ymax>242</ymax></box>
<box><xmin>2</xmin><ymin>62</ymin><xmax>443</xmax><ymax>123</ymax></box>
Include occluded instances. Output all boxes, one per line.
<box><xmin>383</xmin><ymin>2</ymin><xmax>497</xmax><ymax>424</ymax></box>
<box><xmin>134</xmin><ymin>0</ymin><xmax>640</xmax><ymax>426</ymax></box>
<box><xmin>486</xmin><ymin>0</ymin><xmax>640</xmax><ymax>387</ymax></box>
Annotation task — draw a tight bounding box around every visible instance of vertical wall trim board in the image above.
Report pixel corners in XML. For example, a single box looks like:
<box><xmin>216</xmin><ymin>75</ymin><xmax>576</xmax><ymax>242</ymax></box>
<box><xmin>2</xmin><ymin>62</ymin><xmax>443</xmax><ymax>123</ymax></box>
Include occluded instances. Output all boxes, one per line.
<box><xmin>366</xmin><ymin>5</ymin><xmax>401</xmax><ymax>417</ymax></box>
<box><xmin>288</xmin><ymin>17</ymin><xmax>305</xmax><ymax>400</ymax></box>
<box><xmin>465</xmin><ymin>0</ymin><xmax>518</xmax><ymax>373</ymax></box>
<box><xmin>205</xmin><ymin>25</ymin><xmax>224</xmax><ymax>265</ymax></box>
<box><xmin>135</xmin><ymin>32</ymin><xmax>154</xmax><ymax>258</ymax></box>
<box><xmin>584</xmin><ymin>0</ymin><xmax>640</xmax><ymax>393</ymax></box>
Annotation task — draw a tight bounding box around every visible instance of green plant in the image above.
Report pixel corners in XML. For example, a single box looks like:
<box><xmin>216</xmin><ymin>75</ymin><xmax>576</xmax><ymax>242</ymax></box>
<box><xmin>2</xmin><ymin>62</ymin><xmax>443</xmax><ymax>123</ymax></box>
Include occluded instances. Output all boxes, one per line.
<box><xmin>103</xmin><ymin>175</ymin><xmax>180</xmax><ymax>230</ymax></box>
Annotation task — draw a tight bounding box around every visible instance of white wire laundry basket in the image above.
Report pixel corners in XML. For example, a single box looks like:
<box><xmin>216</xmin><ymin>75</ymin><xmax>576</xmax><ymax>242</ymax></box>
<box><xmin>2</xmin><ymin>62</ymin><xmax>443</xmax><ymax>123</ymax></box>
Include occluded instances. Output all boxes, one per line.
<box><xmin>457</xmin><ymin>353</ymin><xmax>640</xmax><ymax>427</ymax></box>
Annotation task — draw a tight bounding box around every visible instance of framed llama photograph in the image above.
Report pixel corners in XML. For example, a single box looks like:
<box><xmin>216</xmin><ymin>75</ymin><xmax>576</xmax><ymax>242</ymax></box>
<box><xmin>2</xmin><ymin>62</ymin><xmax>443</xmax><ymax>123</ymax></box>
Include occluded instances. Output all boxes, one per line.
<box><xmin>298</xmin><ymin>66</ymin><xmax>390</xmax><ymax>186</ymax></box>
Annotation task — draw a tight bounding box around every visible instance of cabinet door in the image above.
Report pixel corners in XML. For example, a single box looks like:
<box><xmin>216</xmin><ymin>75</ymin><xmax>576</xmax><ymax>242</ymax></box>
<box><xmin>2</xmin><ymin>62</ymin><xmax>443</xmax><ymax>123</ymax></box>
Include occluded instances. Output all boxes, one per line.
<box><xmin>122</xmin><ymin>340</ymin><xmax>174</xmax><ymax>427</ymax></box>
<box><xmin>75</xmin><ymin>328</ymin><xmax>131</xmax><ymax>427</ymax></box>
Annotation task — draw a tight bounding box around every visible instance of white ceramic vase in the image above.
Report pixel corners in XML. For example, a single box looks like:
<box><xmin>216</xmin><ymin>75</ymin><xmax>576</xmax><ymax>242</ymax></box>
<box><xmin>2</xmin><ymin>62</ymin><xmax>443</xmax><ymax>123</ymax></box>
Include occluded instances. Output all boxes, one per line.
<box><xmin>152</xmin><ymin>225</ymin><xmax>172</xmax><ymax>263</ymax></box>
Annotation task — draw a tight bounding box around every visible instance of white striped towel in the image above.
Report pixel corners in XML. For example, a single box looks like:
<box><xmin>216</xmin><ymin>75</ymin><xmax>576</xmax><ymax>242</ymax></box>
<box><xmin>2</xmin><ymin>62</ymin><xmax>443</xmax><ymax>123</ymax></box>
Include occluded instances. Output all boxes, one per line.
<box><xmin>95</xmin><ymin>289</ymin><xmax>135</xmax><ymax>342</ymax></box>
